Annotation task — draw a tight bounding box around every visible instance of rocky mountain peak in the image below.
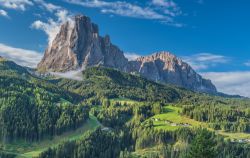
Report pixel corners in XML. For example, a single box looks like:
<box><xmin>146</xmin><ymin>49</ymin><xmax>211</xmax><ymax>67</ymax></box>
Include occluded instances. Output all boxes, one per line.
<box><xmin>37</xmin><ymin>14</ymin><xmax>217</xmax><ymax>94</ymax></box>
<box><xmin>137</xmin><ymin>51</ymin><xmax>177</xmax><ymax>61</ymax></box>
<box><xmin>37</xmin><ymin>15</ymin><xmax>128</xmax><ymax>72</ymax></box>
<box><xmin>135</xmin><ymin>51</ymin><xmax>186</xmax><ymax>71</ymax></box>
<box><xmin>127</xmin><ymin>51</ymin><xmax>217</xmax><ymax>93</ymax></box>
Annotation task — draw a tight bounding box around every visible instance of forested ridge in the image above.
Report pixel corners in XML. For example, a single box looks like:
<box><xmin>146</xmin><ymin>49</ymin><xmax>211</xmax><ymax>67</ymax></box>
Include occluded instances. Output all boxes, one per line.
<box><xmin>0</xmin><ymin>60</ymin><xmax>89</xmax><ymax>142</ymax></box>
<box><xmin>51</xmin><ymin>67</ymin><xmax>188</xmax><ymax>103</ymax></box>
<box><xmin>1</xmin><ymin>59</ymin><xmax>250</xmax><ymax>158</ymax></box>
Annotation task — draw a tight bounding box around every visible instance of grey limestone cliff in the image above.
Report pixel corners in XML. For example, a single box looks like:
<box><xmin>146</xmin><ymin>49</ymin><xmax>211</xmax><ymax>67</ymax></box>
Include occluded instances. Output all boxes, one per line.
<box><xmin>37</xmin><ymin>15</ymin><xmax>217</xmax><ymax>94</ymax></box>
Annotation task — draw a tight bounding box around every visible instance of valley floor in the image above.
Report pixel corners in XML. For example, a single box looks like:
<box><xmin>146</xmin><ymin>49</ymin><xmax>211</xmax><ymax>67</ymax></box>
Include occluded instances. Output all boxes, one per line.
<box><xmin>1</xmin><ymin>98</ymin><xmax>250</xmax><ymax>158</ymax></box>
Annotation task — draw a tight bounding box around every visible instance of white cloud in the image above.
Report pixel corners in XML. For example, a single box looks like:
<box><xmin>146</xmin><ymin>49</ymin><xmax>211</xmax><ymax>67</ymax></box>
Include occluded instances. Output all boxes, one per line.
<box><xmin>152</xmin><ymin>0</ymin><xmax>174</xmax><ymax>7</ymax></box>
<box><xmin>0</xmin><ymin>9</ymin><xmax>8</xmax><ymax>17</ymax></box>
<box><xmin>50</xmin><ymin>69</ymin><xmax>83</xmax><ymax>81</ymax></box>
<box><xmin>31</xmin><ymin>0</ymin><xmax>73</xmax><ymax>46</ymax></box>
<box><xmin>31</xmin><ymin>19</ymin><xmax>59</xmax><ymax>46</ymax></box>
<box><xmin>124</xmin><ymin>53</ymin><xmax>141</xmax><ymax>61</ymax></box>
<box><xmin>66</xmin><ymin>0</ymin><xmax>182</xmax><ymax>25</ymax></box>
<box><xmin>34</xmin><ymin>0</ymin><xmax>61</xmax><ymax>12</ymax></box>
<box><xmin>0</xmin><ymin>0</ymin><xmax>33</xmax><ymax>11</ymax></box>
<box><xmin>182</xmin><ymin>53</ymin><xmax>230</xmax><ymax>71</ymax></box>
<box><xmin>151</xmin><ymin>0</ymin><xmax>181</xmax><ymax>16</ymax></box>
<box><xmin>31</xmin><ymin>9</ymin><xmax>72</xmax><ymax>46</ymax></box>
<box><xmin>202</xmin><ymin>71</ymin><xmax>250</xmax><ymax>98</ymax></box>
<box><xmin>0</xmin><ymin>43</ymin><xmax>42</xmax><ymax>68</ymax></box>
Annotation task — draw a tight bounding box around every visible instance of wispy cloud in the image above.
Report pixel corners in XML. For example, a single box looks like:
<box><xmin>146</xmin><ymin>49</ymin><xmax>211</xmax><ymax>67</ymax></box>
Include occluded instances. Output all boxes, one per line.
<box><xmin>0</xmin><ymin>9</ymin><xmax>8</xmax><ymax>18</ymax></box>
<box><xmin>182</xmin><ymin>53</ymin><xmax>230</xmax><ymax>71</ymax></box>
<box><xmin>202</xmin><ymin>71</ymin><xmax>250</xmax><ymax>98</ymax></box>
<box><xmin>152</xmin><ymin>0</ymin><xmax>175</xmax><ymax>7</ymax></box>
<box><xmin>0</xmin><ymin>43</ymin><xmax>42</xmax><ymax>68</ymax></box>
<box><xmin>31</xmin><ymin>5</ymin><xmax>72</xmax><ymax>46</ymax></box>
<box><xmin>151</xmin><ymin>0</ymin><xmax>181</xmax><ymax>17</ymax></box>
<box><xmin>0</xmin><ymin>0</ymin><xmax>33</xmax><ymax>11</ymax></box>
<box><xmin>65</xmin><ymin>0</ymin><xmax>182</xmax><ymax>26</ymax></box>
<box><xmin>35</xmin><ymin>0</ymin><xmax>62</xmax><ymax>12</ymax></box>
<box><xmin>50</xmin><ymin>69</ymin><xmax>84</xmax><ymax>81</ymax></box>
<box><xmin>124</xmin><ymin>52</ymin><xmax>141</xmax><ymax>61</ymax></box>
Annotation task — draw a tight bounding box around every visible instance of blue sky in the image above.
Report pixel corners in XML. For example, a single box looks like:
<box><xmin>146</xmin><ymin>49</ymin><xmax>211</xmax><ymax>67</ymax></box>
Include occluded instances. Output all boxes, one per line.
<box><xmin>0</xmin><ymin>0</ymin><xmax>250</xmax><ymax>97</ymax></box>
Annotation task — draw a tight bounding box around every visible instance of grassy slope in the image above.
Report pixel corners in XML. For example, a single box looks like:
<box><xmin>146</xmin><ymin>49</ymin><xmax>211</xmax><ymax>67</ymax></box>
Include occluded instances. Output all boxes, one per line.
<box><xmin>149</xmin><ymin>106</ymin><xmax>205</xmax><ymax>131</ymax></box>
<box><xmin>110</xmin><ymin>97</ymin><xmax>141</xmax><ymax>105</ymax></box>
<box><xmin>145</xmin><ymin>105</ymin><xmax>250</xmax><ymax>140</ymax></box>
<box><xmin>0</xmin><ymin>115</ymin><xmax>100</xmax><ymax>158</ymax></box>
<box><xmin>109</xmin><ymin>98</ymin><xmax>250</xmax><ymax>141</ymax></box>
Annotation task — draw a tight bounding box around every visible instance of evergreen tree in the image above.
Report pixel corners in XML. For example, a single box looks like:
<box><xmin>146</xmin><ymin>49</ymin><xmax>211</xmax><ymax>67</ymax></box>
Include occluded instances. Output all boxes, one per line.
<box><xmin>187</xmin><ymin>128</ymin><xmax>216</xmax><ymax>158</ymax></box>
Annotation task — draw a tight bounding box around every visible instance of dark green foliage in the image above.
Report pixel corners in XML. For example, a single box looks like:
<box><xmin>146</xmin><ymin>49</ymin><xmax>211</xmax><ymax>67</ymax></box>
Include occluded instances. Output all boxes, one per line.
<box><xmin>182</xmin><ymin>103</ymin><xmax>250</xmax><ymax>132</ymax></box>
<box><xmin>38</xmin><ymin>128</ymin><xmax>123</xmax><ymax>158</ymax></box>
<box><xmin>0</xmin><ymin>60</ymin><xmax>88</xmax><ymax>142</ymax></box>
<box><xmin>187</xmin><ymin>128</ymin><xmax>216</xmax><ymax>158</ymax></box>
<box><xmin>52</xmin><ymin>66</ymin><xmax>182</xmax><ymax>103</ymax></box>
<box><xmin>0</xmin><ymin>151</ymin><xmax>16</xmax><ymax>158</ymax></box>
<box><xmin>2</xmin><ymin>60</ymin><xmax>250</xmax><ymax>158</ymax></box>
<box><xmin>0</xmin><ymin>59</ymin><xmax>29</xmax><ymax>77</ymax></box>
<box><xmin>0</xmin><ymin>91</ymin><xmax>89</xmax><ymax>141</ymax></box>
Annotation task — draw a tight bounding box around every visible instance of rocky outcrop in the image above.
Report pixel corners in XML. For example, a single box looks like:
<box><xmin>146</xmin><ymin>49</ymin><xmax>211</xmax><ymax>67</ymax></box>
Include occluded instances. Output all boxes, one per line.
<box><xmin>37</xmin><ymin>14</ymin><xmax>217</xmax><ymax>94</ymax></box>
<box><xmin>37</xmin><ymin>15</ymin><xmax>128</xmax><ymax>72</ymax></box>
<box><xmin>127</xmin><ymin>52</ymin><xmax>217</xmax><ymax>94</ymax></box>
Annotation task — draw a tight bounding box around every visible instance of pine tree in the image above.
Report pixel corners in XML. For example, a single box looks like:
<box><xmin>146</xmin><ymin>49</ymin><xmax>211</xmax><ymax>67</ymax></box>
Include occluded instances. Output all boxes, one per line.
<box><xmin>187</xmin><ymin>128</ymin><xmax>216</xmax><ymax>158</ymax></box>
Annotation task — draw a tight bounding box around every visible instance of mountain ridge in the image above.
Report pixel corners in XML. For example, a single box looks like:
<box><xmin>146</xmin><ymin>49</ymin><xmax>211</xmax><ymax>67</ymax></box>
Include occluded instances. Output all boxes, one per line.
<box><xmin>37</xmin><ymin>14</ymin><xmax>217</xmax><ymax>94</ymax></box>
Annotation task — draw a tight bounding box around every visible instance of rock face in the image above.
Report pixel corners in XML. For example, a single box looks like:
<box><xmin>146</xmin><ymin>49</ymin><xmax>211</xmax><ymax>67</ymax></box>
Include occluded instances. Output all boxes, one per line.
<box><xmin>127</xmin><ymin>52</ymin><xmax>217</xmax><ymax>94</ymax></box>
<box><xmin>38</xmin><ymin>15</ymin><xmax>128</xmax><ymax>72</ymax></box>
<box><xmin>38</xmin><ymin>15</ymin><xmax>217</xmax><ymax>94</ymax></box>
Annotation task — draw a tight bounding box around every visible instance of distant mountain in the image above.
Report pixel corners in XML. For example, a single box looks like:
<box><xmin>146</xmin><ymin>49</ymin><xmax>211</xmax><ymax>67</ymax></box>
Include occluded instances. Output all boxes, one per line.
<box><xmin>127</xmin><ymin>52</ymin><xmax>217</xmax><ymax>94</ymax></box>
<box><xmin>37</xmin><ymin>14</ymin><xmax>217</xmax><ymax>94</ymax></box>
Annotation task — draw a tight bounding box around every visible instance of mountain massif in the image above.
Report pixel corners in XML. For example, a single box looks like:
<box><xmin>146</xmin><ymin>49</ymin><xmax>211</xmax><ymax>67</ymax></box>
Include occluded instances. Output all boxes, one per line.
<box><xmin>37</xmin><ymin>15</ymin><xmax>217</xmax><ymax>94</ymax></box>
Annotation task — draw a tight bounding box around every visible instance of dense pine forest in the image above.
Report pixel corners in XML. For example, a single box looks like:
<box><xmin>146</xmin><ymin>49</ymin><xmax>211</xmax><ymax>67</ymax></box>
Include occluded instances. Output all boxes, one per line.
<box><xmin>0</xmin><ymin>60</ymin><xmax>89</xmax><ymax>142</ymax></box>
<box><xmin>1</xmin><ymin>58</ymin><xmax>250</xmax><ymax>158</ymax></box>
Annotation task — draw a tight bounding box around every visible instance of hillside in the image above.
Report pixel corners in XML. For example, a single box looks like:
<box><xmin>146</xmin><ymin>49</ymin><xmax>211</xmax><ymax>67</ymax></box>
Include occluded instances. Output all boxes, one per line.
<box><xmin>51</xmin><ymin>66</ymin><xmax>188</xmax><ymax>103</ymax></box>
<box><xmin>1</xmin><ymin>59</ymin><xmax>250</xmax><ymax>158</ymax></box>
<box><xmin>0</xmin><ymin>58</ymin><xmax>90</xmax><ymax>143</ymax></box>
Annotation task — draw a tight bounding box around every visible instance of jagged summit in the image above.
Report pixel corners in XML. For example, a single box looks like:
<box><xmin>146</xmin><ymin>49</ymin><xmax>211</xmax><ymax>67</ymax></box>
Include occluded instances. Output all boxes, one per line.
<box><xmin>137</xmin><ymin>51</ymin><xmax>177</xmax><ymax>60</ymax></box>
<box><xmin>127</xmin><ymin>51</ymin><xmax>217</xmax><ymax>94</ymax></box>
<box><xmin>135</xmin><ymin>51</ymin><xmax>185</xmax><ymax>71</ymax></box>
<box><xmin>37</xmin><ymin>15</ymin><xmax>128</xmax><ymax>72</ymax></box>
<box><xmin>37</xmin><ymin>14</ymin><xmax>217</xmax><ymax>94</ymax></box>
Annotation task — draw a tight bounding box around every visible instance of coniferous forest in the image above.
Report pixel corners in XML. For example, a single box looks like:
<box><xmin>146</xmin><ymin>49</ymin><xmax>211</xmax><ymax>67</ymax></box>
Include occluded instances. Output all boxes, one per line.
<box><xmin>1</xmin><ymin>59</ymin><xmax>250</xmax><ymax>158</ymax></box>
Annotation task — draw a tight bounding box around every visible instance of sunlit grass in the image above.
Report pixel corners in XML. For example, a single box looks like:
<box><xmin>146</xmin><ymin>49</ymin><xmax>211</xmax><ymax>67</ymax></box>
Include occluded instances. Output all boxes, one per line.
<box><xmin>147</xmin><ymin>105</ymin><xmax>204</xmax><ymax>131</ymax></box>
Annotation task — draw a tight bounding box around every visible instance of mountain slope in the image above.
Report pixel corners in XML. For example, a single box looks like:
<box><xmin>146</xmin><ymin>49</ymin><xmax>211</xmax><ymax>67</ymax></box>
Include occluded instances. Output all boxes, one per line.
<box><xmin>127</xmin><ymin>52</ymin><xmax>217</xmax><ymax>94</ymax></box>
<box><xmin>37</xmin><ymin>15</ymin><xmax>128</xmax><ymax>72</ymax></box>
<box><xmin>0</xmin><ymin>58</ymin><xmax>89</xmax><ymax>142</ymax></box>
<box><xmin>37</xmin><ymin>14</ymin><xmax>217</xmax><ymax>94</ymax></box>
<box><xmin>51</xmin><ymin>66</ymin><xmax>185</xmax><ymax>103</ymax></box>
